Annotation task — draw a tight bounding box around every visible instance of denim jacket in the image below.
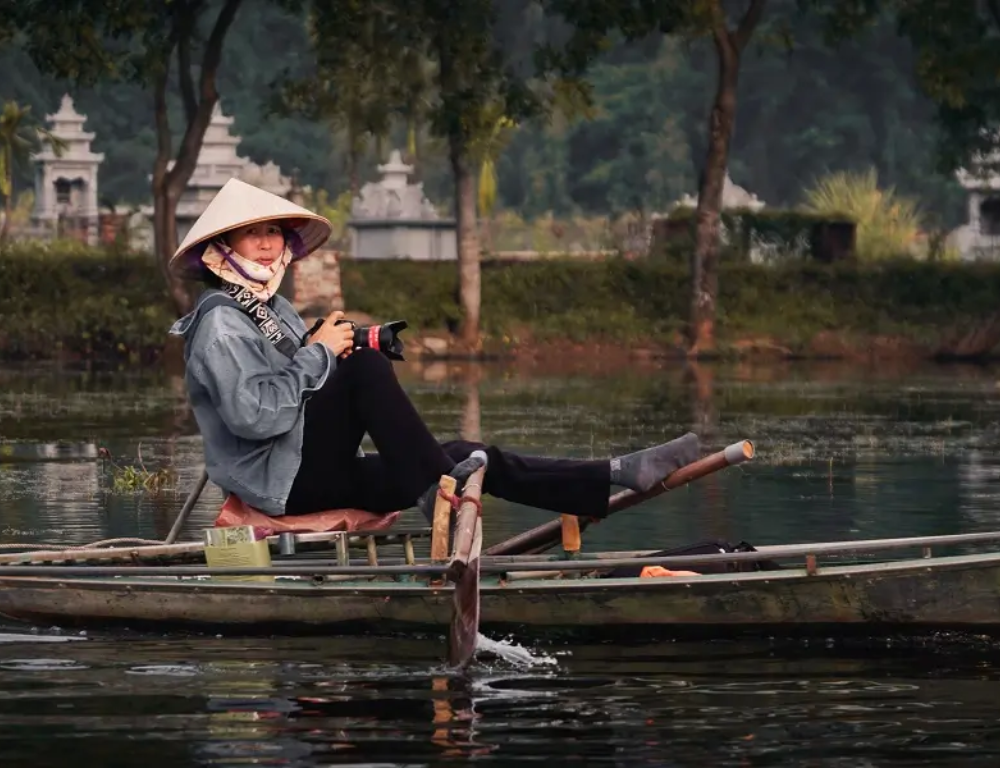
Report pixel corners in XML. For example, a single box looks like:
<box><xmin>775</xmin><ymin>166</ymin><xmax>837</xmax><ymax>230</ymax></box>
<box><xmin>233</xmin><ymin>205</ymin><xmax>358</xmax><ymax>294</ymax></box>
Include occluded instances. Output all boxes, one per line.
<box><xmin>169</xmin><ymin>289</ymin><xmax>333</xmax><ymax>516</ymax></box>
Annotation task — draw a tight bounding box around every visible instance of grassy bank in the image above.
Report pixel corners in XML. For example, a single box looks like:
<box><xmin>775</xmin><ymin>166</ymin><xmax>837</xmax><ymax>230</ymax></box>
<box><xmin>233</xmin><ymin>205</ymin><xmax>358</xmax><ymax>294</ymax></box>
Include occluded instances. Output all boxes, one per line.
<box><xmin>3</xmin><ymin>242</ymin><xmax>1000</xmax><ymax>361</ymax></box>
<box><xmin>342</xmin><ymin>258</ymin><xmax>1000</xmax><ymax>358</ymax></box>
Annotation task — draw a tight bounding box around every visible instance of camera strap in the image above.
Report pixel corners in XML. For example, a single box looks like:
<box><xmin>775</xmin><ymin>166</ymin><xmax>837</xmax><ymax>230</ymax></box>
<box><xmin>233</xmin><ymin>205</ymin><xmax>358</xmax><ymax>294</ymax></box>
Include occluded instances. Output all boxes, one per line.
<box><xmin>198</xmin><ymin>283</ymin><xmax>299</xmax><ymax>359</ymax></box>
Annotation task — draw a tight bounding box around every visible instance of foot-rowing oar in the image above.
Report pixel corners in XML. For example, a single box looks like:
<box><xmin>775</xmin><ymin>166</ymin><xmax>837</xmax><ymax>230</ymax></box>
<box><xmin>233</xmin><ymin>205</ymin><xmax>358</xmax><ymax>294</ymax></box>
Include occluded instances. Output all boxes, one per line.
<box><xmin>484</xmin><ymin>439</ymin><xmax>754</xmax><ymax>558</ymax></box>
<box><xmin>165</xmin><ymin>466</ymin><xmax>210</xmax><ymax>544</ymax></box>
<box><xmin>447</xmin><ymin>458</ymin><xmax>488</xmax><ymax>670</ymax></box>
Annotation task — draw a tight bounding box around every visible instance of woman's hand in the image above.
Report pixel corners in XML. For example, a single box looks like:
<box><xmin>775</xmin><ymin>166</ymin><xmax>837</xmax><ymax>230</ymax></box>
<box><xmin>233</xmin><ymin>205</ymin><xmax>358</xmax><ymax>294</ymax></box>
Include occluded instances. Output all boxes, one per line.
<box><xmin>307</xmin><ymin>310</ymin><xmax>355</xmax><ymax>358</ymax></box>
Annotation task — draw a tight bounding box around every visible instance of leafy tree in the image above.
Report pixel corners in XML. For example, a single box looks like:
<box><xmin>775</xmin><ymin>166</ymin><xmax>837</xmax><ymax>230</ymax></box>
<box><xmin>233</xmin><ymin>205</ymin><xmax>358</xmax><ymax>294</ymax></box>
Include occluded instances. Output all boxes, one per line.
<box><xmin>895</xmin><ymin>0</ymin><xmax>1000</xmax><ymax>175</ymax></box>
<box><xmin>277</xmin><ymin>4</ymin><xmax>403</xmax><ymax>195</ymax></box>
<box><xmin>306</xmin><ymin>0</ymin><xmax>571</xmax><ymax>349</ymax></box>
<box><xmin>543</xmin><ymin>0</ymin><xmax>766</xmax><ymax>353</ymax></box>
<box><xmin>7</xmin><ymin>0</ymin><xmax>287</xmax><ymax>315</ymax></box>
<box><xmin>813</xmin><ymin>0</ymin><xmax>1000</xmax><ymax>175</ymax></box>
<box><xmin>0</xmin><ymin>100</ymin><xmax>66</xmax><ymax>243</ymax></box>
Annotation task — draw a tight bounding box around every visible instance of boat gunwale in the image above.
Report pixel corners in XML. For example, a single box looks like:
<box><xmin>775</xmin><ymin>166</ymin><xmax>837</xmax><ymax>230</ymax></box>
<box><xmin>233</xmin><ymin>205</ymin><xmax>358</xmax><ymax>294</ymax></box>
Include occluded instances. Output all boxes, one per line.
<box><xmin>2</xmin><ymin>549</ymin><xmax>1000</xmax><ymax>596</ymax></box>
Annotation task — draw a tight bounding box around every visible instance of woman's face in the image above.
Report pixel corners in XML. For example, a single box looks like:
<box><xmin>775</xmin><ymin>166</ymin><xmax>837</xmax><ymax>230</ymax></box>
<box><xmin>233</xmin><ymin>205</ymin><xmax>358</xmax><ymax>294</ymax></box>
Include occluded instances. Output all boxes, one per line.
<box><xmin>226</xmin><ymin>222</ymin><xmax>285</xmax><ymax>265</ymax></box>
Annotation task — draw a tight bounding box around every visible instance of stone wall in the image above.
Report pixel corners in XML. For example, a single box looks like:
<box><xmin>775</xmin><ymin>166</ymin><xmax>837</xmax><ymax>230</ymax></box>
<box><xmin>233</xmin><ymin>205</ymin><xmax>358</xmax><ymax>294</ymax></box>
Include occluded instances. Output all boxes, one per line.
<box><xmin>290</xmin><ymin>248</ymin><xmax>343</xmax><ymax>316</ymax></box>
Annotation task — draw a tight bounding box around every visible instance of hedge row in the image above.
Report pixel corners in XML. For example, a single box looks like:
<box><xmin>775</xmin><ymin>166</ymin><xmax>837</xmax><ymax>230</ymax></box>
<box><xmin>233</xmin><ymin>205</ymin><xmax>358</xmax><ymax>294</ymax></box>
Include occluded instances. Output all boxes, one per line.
<box><xmin>3</xmin><ymin>241</ymin><xmax>999</xmax><ymax>360</ymax></box>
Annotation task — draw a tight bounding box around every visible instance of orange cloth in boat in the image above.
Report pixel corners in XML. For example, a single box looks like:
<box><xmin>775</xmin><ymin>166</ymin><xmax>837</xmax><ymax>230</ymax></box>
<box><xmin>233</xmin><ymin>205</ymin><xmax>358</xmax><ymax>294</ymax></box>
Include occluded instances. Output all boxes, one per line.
<box><xmin>214</xmin><ymin>493</ymin><xmax>400</xmax><ymax>537</ymax></box>
<box><xmin>639</xmin><ymin>565</ymin><xmax>701</xmax><ymax>578</ymax></box>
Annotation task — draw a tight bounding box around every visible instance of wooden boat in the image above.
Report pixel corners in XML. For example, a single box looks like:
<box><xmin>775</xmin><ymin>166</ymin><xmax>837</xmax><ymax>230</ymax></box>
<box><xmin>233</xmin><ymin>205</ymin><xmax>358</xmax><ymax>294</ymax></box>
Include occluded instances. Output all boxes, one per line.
<box><xmin>3</xmin><ymin>438</ymin><xmax>1000</xmax><ymax>648</ymax></box>
<box><xmin>3</xmin><ymin>530</ymin><xmax>1000</xmax><ymax>639</ymax></box>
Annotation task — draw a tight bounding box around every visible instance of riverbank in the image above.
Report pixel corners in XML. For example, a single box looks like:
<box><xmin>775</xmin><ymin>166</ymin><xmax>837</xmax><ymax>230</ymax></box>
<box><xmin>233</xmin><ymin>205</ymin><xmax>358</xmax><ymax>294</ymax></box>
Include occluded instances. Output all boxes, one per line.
<box><xmin>340</xmin><ymin>258</ymin><xmax>1000</xmax><ymax>364</ymax></box>
<box><xmin>2</xmin><ymin>243</ymin><xmax>1000</xmax><ymax>363</ymax></box>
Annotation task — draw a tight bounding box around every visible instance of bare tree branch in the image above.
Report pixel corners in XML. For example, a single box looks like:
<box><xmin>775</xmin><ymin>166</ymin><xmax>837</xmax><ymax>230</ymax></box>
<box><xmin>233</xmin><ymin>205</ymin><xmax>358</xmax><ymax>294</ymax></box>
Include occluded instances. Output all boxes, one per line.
<box><xmin>200</xmin><ymin>0</ymin><xmax>243</xmax><ymax>102</ymax></box>
<box><xmin>175</xmin><ymin>0</ymin><xmax>198</xmax><ymax>123</ymax></box>
<box><xmin>733</xmin><ymin>0</ymin><xmax>768</xmax><ymax>51</ymax></box>
<box><xmin>168</xmin><ymin>0</ymin><xmax>243</xmax><ymax>190</ymax></box>
<box><xmin>152</xmin><ymin>69</ymin><xmax>172</xmax><ymax>184</ymax></box>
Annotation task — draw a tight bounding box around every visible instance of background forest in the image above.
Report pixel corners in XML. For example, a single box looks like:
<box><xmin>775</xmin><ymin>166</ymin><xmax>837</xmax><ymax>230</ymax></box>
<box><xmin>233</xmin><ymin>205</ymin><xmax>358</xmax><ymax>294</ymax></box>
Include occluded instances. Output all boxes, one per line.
<box><xmin>0</xmin><ymin>1</ymin><xmax>968</xmax><ymax>231</ymax></box>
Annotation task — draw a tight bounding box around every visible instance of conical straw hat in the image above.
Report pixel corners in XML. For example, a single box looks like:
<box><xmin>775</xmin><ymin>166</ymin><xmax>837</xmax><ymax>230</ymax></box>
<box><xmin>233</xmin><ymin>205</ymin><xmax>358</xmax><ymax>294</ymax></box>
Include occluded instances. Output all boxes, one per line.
<box><xmin>169</xmin><ymin>177</ymin><xmax>332</xmax><ymax>278</ymax></box>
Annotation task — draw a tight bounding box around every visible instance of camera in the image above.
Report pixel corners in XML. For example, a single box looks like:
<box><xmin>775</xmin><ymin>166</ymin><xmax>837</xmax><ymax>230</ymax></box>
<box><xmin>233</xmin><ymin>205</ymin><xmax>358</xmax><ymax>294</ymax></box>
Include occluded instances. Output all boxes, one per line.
<box><xmin>304</xmin><ymin>316</ymin><xmax>409</xmax><ymax>360</ymax></box>
<box><xmin>333</xmin><ymin>318</ymin><xmax>408</xmax><ymax>360</ymax></box>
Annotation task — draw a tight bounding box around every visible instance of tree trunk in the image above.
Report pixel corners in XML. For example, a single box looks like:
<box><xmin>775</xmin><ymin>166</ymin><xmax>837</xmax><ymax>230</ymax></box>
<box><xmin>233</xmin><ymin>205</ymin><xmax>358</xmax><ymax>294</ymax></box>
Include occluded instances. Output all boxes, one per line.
<box><xmin>153</xmin><ymin>0</ymin><xmax>243</xmax><ymax>319</ymax></box>
<box><xmin>450</xmin><ymin>138</ymin><xmax>482</xmax><ymax>351</ymax></box>
<box><xmin>348</xmin><ymin>149</ymin><xmax>360</xmax><ymax>197</ymax></box>
<box><xmin>689</xmin><ymin>42</ymin><xmax>739</xmax><ymax>354</ymax></box>
<box><xmin>688</xmin><ymin>0</ymin><xmax>767</xmax><ymax>355</ymax></box>
<box><xmin>153</xmin><ymin>186</ymin><xmax>194</xmax><ymax>316</ymax></box>
<box><xmin>346</xmin><ymin>120</ymin><xmax>360</xmax><ymax>196</ymax></box>
<box><xmin>151</xmin><ymin>71</ymin><xmax>197</xmax><ymax>318</ymax></box>
<box><xmin>1</xmin><ymin>150</ymin><xmax>11</xmax><ymax>243</ymax></box>
<box><xmin>1</xmin><ymin>191</ymin><xmax>11</xmax><ymax>244</ymax></box>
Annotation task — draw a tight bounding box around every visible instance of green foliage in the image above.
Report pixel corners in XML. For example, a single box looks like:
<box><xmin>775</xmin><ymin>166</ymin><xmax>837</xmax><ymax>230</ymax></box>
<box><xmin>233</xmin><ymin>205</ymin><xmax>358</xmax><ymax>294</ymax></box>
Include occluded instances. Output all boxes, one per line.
<box><xmin>99</xmin><ymin>444</ymin><xmax>176</xmax><ymax>496</ymax></box>
<box><xmin>0</xmin><ymin>4</ymin><xmax>970</xmax><ymax>228</ymax></box>
<box><xmin>4</xmin><ymin>246</ymin><xmax>1000</xmax><ymax>360</ymax></box>
<box><xmin>0</xmin><ymin>241</ymin><xmax>174</xmax><ymax>360</ymax></box>
<box><xmin>892</xmin><ymin>0</ymin><xmax>1000</xmax><ymax>174</ymax></box>
<box><xmin>802</xmin><ymin>168</ymin><xmax>923</xmax><ymax>261</ymax></box>
<box><xmin>0</xmin><ymin>100</ymin><xmax>66</xmax><ymax>239</ymax></box>
<box><xmin>340</xmin><ymin>259</ymin><xmax>462</xmax><ymax>332</ymax></box>
<box><xmin>341</xmin><ymin>257</ymin><xmax>1000</xmax><ymax>352</ymax></box>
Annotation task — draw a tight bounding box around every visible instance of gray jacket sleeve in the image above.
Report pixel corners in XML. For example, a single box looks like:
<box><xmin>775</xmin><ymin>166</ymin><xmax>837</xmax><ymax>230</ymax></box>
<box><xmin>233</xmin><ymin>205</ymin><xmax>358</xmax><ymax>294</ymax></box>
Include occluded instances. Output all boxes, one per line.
<box><xmin>190</xmin><ymin>331</ymin><xmax>333</xmax><ymax>441</ymax></box>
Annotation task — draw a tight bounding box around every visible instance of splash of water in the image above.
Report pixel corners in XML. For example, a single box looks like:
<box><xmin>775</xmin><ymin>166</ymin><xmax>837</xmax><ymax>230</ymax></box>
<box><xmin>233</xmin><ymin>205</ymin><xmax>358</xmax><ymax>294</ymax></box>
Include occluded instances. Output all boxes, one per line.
<box><xmin>474</xmin><ymin>633</ymin><xmax>559</xmax><ymax>667</ymax></box>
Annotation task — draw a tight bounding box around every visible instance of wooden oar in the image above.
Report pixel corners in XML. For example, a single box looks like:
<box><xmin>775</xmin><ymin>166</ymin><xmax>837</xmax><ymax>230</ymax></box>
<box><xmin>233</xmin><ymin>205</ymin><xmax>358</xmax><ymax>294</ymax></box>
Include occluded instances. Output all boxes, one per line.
<box><xmin>165</xmin><ymin>466</ymin><xmax>210</xmax><ymax>544</ymax></box>
<box><xmin>447</xmin><ymin>458</ymin><xmax>488</xmax><ymax>670</ymax></box>
<box><xmin>484</xmin><ymin>439</ymin><xmax>755</xmax><ymax>557</ymax></box>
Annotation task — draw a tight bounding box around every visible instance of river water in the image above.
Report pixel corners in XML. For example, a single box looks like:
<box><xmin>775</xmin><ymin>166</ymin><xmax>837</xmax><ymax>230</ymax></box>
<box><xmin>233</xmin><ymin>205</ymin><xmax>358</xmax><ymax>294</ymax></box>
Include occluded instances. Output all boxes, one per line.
<box><xmin>2</xmin><ymin>358</ymin><xmax>1000</xmax><ymax>766</ymax></box>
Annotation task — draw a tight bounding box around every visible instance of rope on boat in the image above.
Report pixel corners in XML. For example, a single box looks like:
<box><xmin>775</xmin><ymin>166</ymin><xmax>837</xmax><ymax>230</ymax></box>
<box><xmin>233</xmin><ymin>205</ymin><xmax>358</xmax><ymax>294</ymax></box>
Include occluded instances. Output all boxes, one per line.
<box><xmin>0</xmin><ymin>537</ymin><xmax>167</xmax><ymax>552</ymax></box>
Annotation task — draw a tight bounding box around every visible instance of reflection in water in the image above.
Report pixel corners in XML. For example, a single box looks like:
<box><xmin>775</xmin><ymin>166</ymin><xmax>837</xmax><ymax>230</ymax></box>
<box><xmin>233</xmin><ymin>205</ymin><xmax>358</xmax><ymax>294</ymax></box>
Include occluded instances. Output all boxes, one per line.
<box><xmin>3</xmin><ymin>633</ymin><xmax>1000</xmax><ymax>765</ymax></box>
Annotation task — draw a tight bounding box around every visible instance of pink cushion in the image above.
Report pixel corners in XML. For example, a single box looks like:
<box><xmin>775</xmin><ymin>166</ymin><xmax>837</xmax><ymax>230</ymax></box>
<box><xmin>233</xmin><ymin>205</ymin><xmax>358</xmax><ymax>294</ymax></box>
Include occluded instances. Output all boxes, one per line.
<box><xmin>214</xmin><ymin>493</ymin><xmax>400</xmax><ymax>537</ymax></box>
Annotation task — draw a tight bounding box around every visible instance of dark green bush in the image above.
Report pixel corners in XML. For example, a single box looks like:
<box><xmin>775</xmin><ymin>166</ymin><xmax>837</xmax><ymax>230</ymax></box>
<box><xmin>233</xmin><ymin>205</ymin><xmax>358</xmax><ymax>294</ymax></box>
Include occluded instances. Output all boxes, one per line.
<box><xmin>0</xmin><ymin>240</ymin><xmax>174</xmax><ymax>361</ymax></box>
<box><xmin>5</xmin><ymin>242</ymin><xmax>1000</xmax><ymax>361</ymax></box>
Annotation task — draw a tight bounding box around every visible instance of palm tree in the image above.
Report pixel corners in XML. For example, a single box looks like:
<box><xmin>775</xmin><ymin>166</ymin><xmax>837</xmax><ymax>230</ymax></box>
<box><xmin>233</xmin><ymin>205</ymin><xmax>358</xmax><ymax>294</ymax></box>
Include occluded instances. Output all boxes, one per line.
<box><xmin>0</xmin><ymin>101</ymin><xmax>67</xmax><ymax>244</ymax></box>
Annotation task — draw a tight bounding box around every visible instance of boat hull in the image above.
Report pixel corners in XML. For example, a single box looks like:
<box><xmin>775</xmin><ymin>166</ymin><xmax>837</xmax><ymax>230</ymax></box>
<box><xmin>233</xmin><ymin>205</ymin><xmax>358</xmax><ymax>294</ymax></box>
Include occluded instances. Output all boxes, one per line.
<box><xmin>2</xmin><ymin>552</ymin><xmax>1000</xmax><ymax>637</ymax></box>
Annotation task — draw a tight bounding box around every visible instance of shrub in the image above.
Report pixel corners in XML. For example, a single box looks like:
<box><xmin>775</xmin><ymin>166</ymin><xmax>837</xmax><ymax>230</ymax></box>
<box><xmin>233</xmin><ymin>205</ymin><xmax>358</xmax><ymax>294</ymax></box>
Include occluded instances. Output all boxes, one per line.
<box><xmin>802</xmin><ymin>168</ymin><xmax>923</xmax><ymax>261</ymax></box>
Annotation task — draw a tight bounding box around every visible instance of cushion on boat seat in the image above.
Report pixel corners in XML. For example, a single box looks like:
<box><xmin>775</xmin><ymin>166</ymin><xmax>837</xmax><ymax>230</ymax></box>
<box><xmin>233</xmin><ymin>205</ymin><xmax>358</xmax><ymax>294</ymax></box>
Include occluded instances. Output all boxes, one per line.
<box><xmin>214</xmin><ymin>494</ymin><xmax>400</xmax><ymax>537</ymax></box>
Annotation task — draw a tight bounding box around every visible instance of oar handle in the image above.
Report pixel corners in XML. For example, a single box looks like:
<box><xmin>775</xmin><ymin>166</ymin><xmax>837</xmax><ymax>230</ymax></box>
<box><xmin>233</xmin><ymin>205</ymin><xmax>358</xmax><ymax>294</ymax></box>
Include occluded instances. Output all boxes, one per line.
<box><xmin>447</xmin><ymin>455</ymin><xmax>488</xmax><ymax>582</ymax></box>
<box><xmin>447</xmin><ymin>451</ymin><xmax>488</xmax><ymax>670</ymax></box>
<box><xmin>484</xmin><ymin>439</ymin><xmax>755</xmax><ymax>557</ymax></box>
<box><xmin>165</xmin><ymin>466</ymin><xmax>210</xmax><ymax>544</ymax></box>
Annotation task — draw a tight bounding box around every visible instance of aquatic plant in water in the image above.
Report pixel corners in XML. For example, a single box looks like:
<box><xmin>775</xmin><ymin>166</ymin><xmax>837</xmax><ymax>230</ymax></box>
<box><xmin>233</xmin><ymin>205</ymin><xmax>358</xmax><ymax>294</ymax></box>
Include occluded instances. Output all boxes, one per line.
<box><xmin>98</xmin><ymin>444</ymin><xmax>176</xmax><ymax>495</ymax></box>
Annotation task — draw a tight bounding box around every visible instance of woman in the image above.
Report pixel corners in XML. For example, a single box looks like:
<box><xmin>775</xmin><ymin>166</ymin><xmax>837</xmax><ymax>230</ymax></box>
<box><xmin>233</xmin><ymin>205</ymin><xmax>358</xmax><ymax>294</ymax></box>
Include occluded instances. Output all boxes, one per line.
<box><xmin>169</xmin><ymin>178</ymin><xmax>698</xmax><ymax>522</ymax></box>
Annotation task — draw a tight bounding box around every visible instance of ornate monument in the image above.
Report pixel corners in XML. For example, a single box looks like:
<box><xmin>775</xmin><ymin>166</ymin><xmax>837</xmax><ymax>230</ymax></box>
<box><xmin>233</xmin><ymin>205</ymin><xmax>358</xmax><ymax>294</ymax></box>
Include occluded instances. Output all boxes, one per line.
<box><xmin>672</xmin><ymin>173</ymin><xmax>766</xmax><ymax>212</ymax></box>
<box><xmin>31</xmin><ymin>95</ymin><xmax>104</xmax><ymax>244</ymax></box>
<box><xmin>948</xmin><ymin>153</ymin><xmax>1000</xmax><ymax>261</ymax></box>
<box><xmin>348</xmin><ymin>150</ymin><xmax>456</xmax><ymax>260</ymax></box>
<box><xmin>649</xmin><ymin>172</ymin><xmax>773</xmax><ymax>261</ymax></box>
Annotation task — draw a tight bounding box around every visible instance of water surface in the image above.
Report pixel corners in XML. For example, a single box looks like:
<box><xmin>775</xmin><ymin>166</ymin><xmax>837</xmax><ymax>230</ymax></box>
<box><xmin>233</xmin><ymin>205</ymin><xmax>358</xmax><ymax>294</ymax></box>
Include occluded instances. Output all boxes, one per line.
<box><xmin>2</xmin><ymin>358</ymin><xmax>1000</xmax><ymax>765</ymax></box>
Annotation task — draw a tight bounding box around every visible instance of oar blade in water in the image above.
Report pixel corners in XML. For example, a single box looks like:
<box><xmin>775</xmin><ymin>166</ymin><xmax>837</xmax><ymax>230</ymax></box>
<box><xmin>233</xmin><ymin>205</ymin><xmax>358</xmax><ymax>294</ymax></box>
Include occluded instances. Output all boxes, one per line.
<box><xmin>448</xmin><ymin>546</ymin><xmax>481</xmax><ymax>669</ymax></box>
<box><xmin>446</xmin><ymin>462</ymin><xmax>487</xmax><ymax>669</ymax></box>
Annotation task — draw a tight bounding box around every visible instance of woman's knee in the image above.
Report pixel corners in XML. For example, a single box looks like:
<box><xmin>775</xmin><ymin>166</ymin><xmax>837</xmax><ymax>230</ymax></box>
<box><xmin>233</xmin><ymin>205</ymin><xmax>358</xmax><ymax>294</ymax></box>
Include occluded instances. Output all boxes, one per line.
<box><xmin>442</xmin><ymin>440</ymin><xmax>487</xmax><ymax>462</ymax></box>
<box><xmin>339</xmin><ymin>347</ymin><xmax>394</xmax><ymax>378</ymax></box>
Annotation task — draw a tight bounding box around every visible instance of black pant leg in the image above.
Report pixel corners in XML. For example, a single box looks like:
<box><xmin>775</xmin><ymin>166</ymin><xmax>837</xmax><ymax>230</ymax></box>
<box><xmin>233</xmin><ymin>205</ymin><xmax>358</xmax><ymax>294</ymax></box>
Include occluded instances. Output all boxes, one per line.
<box><xmin>286</xmin><ymin>350</ymin><xmax>612</xmax><ymax>518</ymax></box>
<box><xmin>286</xmin><ymin>348</ymin><xmax>454</xmax><ymax>515</ymax></box>
<box><xmin>441</xmin><ymin>440</ymin><xmax>611</xmax><ymax>519</ymax></box>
